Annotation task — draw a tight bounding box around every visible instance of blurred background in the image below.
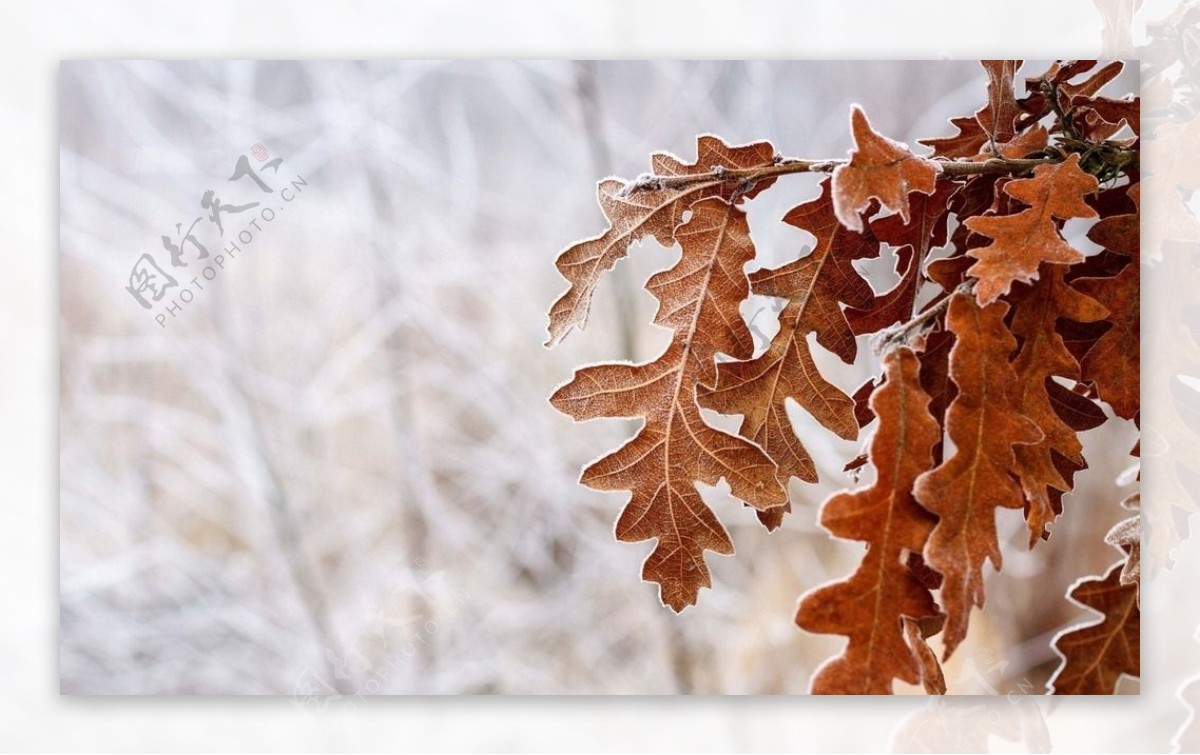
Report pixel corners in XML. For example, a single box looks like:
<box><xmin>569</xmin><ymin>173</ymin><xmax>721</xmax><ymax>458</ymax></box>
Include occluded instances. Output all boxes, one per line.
<box><xmin>59</xmin><ymin>60</ymin><xmax>1138</xmax><ymax>696</ymax></box>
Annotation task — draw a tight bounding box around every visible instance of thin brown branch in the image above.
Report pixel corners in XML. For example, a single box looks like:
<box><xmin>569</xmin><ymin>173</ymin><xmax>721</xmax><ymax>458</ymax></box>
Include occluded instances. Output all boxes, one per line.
<box><xmin>620</xmin><ymin>158</ymin><xmax>839</xmax><ymax>196</ymax></box>
<box><xmin>871</xmin><ymin>282</ymin><xmax>976</xmax><ymax>355</ymax></box>
<box><xmin>621</xmin><ymin>155</ymin><xmax>1059</xmax><ymax>197</ymax></box>
<box><xmin>936</xmin><ymin>157</ymin><xmax>1055</xmax><ymax>176</ymax></box>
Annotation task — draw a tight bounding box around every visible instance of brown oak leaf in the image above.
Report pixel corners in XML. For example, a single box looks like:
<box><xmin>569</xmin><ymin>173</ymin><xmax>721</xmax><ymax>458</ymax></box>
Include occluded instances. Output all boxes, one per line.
<box><xmin>904</xmin><ymin>616</ymin><xmax>948</xmax><ymax>695</ymax></box>
<box><xmin>921</xmin><ymin>60</ymin><xmax>1037</xmax><ymax>160</ymax></box>
<box><xmin>545</xmin><ymin>136</ymin><xmax>777</xmax><ymax>346</ymax></box>
<box><xmin>964</xmin><ymin>154</ymin><xmax>1099</xmax><ymax>305</ymax></box>
<box><xmin>1048</xmin><ymin>563</ymin><xmax>1140</xmax><ymax>694</ymax></box>
<box><xmin>1105</xmin><ymin>494</ymin><xmax>1141</xmax><ymax>600</ymax></box>
<box><xmin>702</xmin><ymin>181</ymin><xmax>875</xmax><ymax>528</ymax></box>
<box><xmin>1071</xmin><ymin>183</ymin><xmax>1139</xmax><ymax>420</ymax></box>
<box><xmin>1008</xmin><ymin>267</ymin><xmax>1109</xmax><ymax>544</ymax></box>
<box><xmin>1074</xmin><ymin>261</ymin><xmax>1140</xmax><ymax>420</ymax></box>
<box><xmin>551</xmin><ymin>198</ymin><xmax>787</xmax><ymax>610</ymax></box>
<box><xmin>992</xmin><ymin>123</ymin><xmax>1050</xmax><ymax>159</ymax></box>
<box><xmin>1019</xmin><ymin>60</ymin><xmax>1119</xmax><ymax>123</ymax></box>
<box><xmin>832</xmin><ymin>105</ymin><xmax>940</xmax><ymax>232</ymax></box>
<box><xmin>796</xmin><ymin>348</ymin><xmax>943</xmax><ymax>694</ymax></box>
<box><xmin>923</xmin><ymin>122</ymin><xmax>1046</xmax><ymax>162</ymax></box>
<box><xmin>850</xmin><ymin>377</ymin><xmax>877</xmax><ymax>430</ymax></box>
<box><xmin>1087</xmin><ymin>183</ymin><xmax>1140</xmax><ymax>257</ymax></box>
<box><xmin>847</xmin><ymin>182</ymin><xmax>958</xmax><ymax>335</ymax></box>
<box><xmin>914</xmin><ymin>294</ymin><xmax>1042</xmax><ymax>658</ymax></box>
<box><xmin>1069</xmin><ymin>97</ymin><xmax>1138</xmax><ymax>141</ymax></box>
<box><xmin>1058</xmin><ymin>60</ymin><xmax>1124</xmax><ymax>103</ymax></box>
<box><xmin>944</xmin><ymin>175</ymin><xmax>1004</xmax><ymax>259</ymax></box>
<box><xmin>918</xmin><ymin>329</ymin><xmax>957</xmax><ymax>467</ymax></box>
<box><xmin>919</xmin><ymin>116</ymin><xmax>990</xmax><ymax>159</ymax></box>
<box><xmin>978</xmin><ymin>59</ymin><xmax>1023</xmax><ymax>144</ymax></box>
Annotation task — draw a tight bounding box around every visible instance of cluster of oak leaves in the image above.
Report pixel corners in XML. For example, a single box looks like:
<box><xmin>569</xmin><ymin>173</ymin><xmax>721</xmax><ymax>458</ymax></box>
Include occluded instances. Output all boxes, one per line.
<box><xmin>546</xmin><ymin>61</ymin><xmax>1140</xmax><ymax>695</ymax></box>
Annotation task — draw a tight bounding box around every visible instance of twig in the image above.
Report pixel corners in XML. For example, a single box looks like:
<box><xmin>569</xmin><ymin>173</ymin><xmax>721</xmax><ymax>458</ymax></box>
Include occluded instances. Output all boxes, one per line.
<box><xmin>620</xmin><ymin>155</ymin><xmax>1058</xmax><ymax>198</ymax></box>
<box><xmin>871</xmin><ymin>282</ymin><xmax>975</xmax><ymax>355</ymax></box>
<box><xmin>936</xmin><ymin>156</ymin><xmax>1054</xmax><ymax>176</ymax></box>
<box><xmin>620</xmin><ymin>157</ymin><xmax>838</xmax><ymax>196</ymax></box>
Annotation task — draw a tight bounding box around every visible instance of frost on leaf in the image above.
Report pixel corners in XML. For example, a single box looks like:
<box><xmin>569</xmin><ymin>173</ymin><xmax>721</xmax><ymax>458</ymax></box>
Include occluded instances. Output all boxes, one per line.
<box><xmin>914</xmin><ymin>294</ymin><xmax>1042</xmax><ymax>658</ymax></box>
<box><xmin>832</xmin><ymin>105</ymin><xmax>940</xmax><ymax>232</ymax></box>
<box><xmin>963</xmin><ymin>154</ymin><xmax>1099</xmax><ymax>305</ymax></box>
<box><xmin>700</xmin><ymin>180</ymin><xmax>873</xmax><ymax>528</ymax></box>
<box><xmin>1049</xmin><ymin>563</ymin><xmax>1140</xmax><ymax>694</ymax></box>
<box><xmin>545</xmin><ymin>136</ymin><xmax>778</xmax><ymax>346</ymax></box>
<box><xmin>1105</xmin><ymin>494</ymin><xmax>1141</xmax><ymax>600</ymax></box>
<box><xmin>978</xmin><ymin>59</ymin><xmax>1022</xmax><ymax>144</ymax></box>
<box><xmin>796</xmin><ymin>348</ymin><xmax>944</xmax><ymax>694</ymax></box>
<box><xmin>551</xmin><ymin>198</ymin><xmax>786</xmax><ymax>611</ymax></box>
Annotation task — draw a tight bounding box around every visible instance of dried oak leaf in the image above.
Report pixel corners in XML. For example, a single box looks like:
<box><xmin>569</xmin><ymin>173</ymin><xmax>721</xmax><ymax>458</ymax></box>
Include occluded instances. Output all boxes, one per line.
<box><xmin>944</xmin><ymin>175</ymin><xmax>1004</xmax><ymax>259</ymax></box>
<box><xmin>1025</xmin><ymin>59</ymin><xmax>1098</xmax><ymax>90</ymax></box>
<box><xmin>1008</xmin><ymin>266</ymin><xmax>1109</xmax><ymax>545</ymax></box>
<box><xmin>1105</xmin><ymin>494</ymin><xmax>1141</xmax><ymax>600</ymax></box>
<box><xmin>1069</xmin><ymin>97</ymin><xmax>1139</xmax><ymax>141</ymax></box>
<box><xmin>922</xmin><ymin>122</ymin><xmax>1046</xmax><ymax>162</ymax></box>
<box><xmin>846</xmin><ymin>182</ymin><xmax>958</xmax><ymax>335</ymax></box>
<box><xmin>919</xmin><ymin>115</ymin><xmax>990</xmax><ymax>160</ymax></box>
<box><xmin>701</xmin><ymin>180</ymin><xmax>874</xmax><ymax>529</ymax></box>
<box><xmin>850</xmin><ymin>377</ymin><xmax>877</xmax><ymax>429</ymax></box>
<box><xmin>1073</xmin><ymin>183</ymin><xmax>1139</xmax><ymax>420</ymax></box>
<box><xmin>1058</xmin><ymin>61</ymin><xmax>1124</xmax><ymax>104</ymax></box>
<box><xmin>1074</xmin><ymin>261</ymin><xmax>1140</xmax><ymax>420</ymax></box>
<box><xmin>904</xmin><ymin>616</ymin><xmax>948</xmax><ymax>695</ymax></box>
<box><xmin>1087</xmin><ymin>183</ymin><xmax>1140</xmax><ymax>257</ymax></box>
<box><xmin>921</xmin><ymin>60</ymin><xmax>1034</xmax><ymax>159</ymax></box>
<box><xmin>915</xmin><ymin>294</ymin><xmax>1042</xmax><ymax>658</ymax></box>
<box><xmin>832</xmin><ymin>105</ymin><xmax>940</xmax><ymax>232</ymax></box>
<box><xmin>1019</xmin><ymin>60</ymin><xmax>1111</xmax><ymax>121</ymax></box>
<box><xmin>1026</xmin><ymin>61</ymin><xmax>1134</xmax><ymax>142</ymax></box>
<box><xmin>796</xmin><ymin>348</ymin><xmax>943</xmax><ymax>694</ymax></box>
<box><xmin>917</xmin><ymin>329</ymin><xmax>957</xmax><ymax>467</ymax></box>
<box><xmin>545</xmin><ymin>136</ymin><xmax>777</xmax><ymax>346</ymax></box>
<box><xmin>1048</xmin><ymin>563</ymin><xmax>1140</xmax><ymax>694</ymax></box>
<box><xmin>964</xmin><ymin>154</ymin><xmax>1100</xmax><ymax>306</ymax></box>
<box><xmin>551</xmin><ymin>198</ymin><xmax>786</xmax><ymax>611</ymax></box>
<box><xmin>996</xmin><ymin>124</ymin><xmax>1051</xmax><ymax>159</ymax></box>
<box><xmin>978</xmin><ymin>59</ymin><xmax>1023</xmax><ymax>144</ymax></box>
